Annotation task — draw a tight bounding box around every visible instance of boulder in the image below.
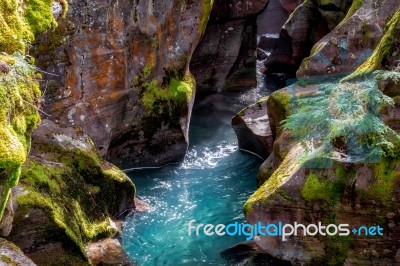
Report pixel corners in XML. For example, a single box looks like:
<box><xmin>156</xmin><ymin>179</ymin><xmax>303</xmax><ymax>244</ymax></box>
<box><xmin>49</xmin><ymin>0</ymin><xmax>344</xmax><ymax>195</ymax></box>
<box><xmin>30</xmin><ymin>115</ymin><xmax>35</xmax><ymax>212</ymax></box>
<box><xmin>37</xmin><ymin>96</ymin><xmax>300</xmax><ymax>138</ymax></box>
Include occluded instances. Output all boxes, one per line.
<box><xmin>6</xmin><ymin>120</ymin><xmax>136</xmax><ymax>265</ymax></box>
<box><xmin>85</xmin><ymin>238</ymin><xmax>133</xmax><ymax>266</ymax></box>
<box><xmin>244</xmin><ymin>14</ymin><xmax>400</xmax><ymax>262</ymax></box>
<box><xmin>232</xmin><ymin>97</ymin><xmax>274</xmax><ymax>160</ymax></box>
<box><xmin>297</xmin><ymin>0</ymin><xmax>400</xmax><ymax>77</ymax></box>
<box><xmin>0</xmin><ymin>238</ymin><xmax>37</xmax><ymax>266</ymax></box>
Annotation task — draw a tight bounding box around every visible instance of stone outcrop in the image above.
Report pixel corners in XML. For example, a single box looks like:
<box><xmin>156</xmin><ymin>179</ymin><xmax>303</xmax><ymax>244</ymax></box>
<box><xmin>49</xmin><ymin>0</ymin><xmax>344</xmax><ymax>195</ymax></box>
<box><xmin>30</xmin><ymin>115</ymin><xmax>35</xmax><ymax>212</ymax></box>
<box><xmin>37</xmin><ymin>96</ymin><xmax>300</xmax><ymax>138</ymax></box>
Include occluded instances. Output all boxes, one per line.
<box><xmin>0</xmin><ymin>238</ymin><xmax>37</xmax><ymax>266</ymax></box>
<box><xmin>32</xmin><ymin>0</ymin><xmax>213</xmax><ymax>169</ymax></box>
<box><xmin>241</xmin><ymin>6</ymin><xmax>400</xmax><ymax>265</ymax></box>
<box><xmin>85</xmin><ymin>238</ymin><xmax>133</xmax><ymax>266</ymax></box>
<box><xmin>264</xmin><ymin>0</ymin><xmax>353</xmax><ymax>75</ymax></box>
<box><xmin>192</xmin><ymin>0</ymin><xmax>301</xmax><ymax>92</ymax></box>
<box><xmin>297</xmin><ymin>0</ymin><xmax>400</xmax><ymax>77</ymax></box>
<box><xmin>6</xmin><ymin>119</ymin><xmax>136</xmax><ymax>265</ymax></box>
<box><xmin>190</xmin><ymin>0</ymin><xmax>268</xmax><ymax>92</ymax></box>
<box><xmin>232</xmin><ymin>97</ymin><xmax>273</xmax><ymax>160</ymax></box>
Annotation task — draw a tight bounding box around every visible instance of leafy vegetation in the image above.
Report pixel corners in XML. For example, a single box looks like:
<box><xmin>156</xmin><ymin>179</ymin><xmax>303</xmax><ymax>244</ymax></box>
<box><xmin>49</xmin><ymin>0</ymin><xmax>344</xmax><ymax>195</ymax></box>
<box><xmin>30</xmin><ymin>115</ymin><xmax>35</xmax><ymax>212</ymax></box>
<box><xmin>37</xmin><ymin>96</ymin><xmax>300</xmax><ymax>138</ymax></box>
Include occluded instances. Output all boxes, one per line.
<box><xmin>282</xmin><ymin>79</ymin><xmax>400</xmax><ymax>164</ymax></box>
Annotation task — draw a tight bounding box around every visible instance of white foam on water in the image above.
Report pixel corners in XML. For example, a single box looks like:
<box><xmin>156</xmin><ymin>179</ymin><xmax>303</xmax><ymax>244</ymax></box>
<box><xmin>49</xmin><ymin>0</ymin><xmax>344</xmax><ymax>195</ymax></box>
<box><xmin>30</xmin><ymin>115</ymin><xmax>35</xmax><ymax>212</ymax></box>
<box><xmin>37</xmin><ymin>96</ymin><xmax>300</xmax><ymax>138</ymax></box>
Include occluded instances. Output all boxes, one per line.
<box><xmin>180</xmin><ymin>142</ymin><xmax>238</xmax><ymax>169</ymax></box>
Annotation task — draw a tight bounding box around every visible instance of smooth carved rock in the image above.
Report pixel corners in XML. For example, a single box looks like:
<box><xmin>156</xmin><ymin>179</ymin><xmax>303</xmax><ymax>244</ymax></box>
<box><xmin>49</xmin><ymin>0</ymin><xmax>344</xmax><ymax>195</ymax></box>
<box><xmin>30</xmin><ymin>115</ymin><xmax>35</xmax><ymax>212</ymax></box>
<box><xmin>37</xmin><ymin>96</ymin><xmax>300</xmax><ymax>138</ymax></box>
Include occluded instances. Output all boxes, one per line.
<box><xmin>232</xmin><ymin>97</ymin><xmax>273</xmax><ymax>160</ymax></box>
<box><xmin>191</xmin><ymin>0</ymin><xmax>273</xmax><ymax>93</ymax></box>
<box><xmin>85</xmin><ymin>238</ymin><xmax>133</xmax><ymax>266</ymax></box>
<box><xmin>297</xmin><ymin>0</ymin><xmax>400</xmax><ymax>77</ymax></box>
<box><xmin>33</xmin><ymin>0</ymin><xmax>211</xmax><ymax>168</ymax></box>
<box><xmin>257</xmin><ymin>0</ymin><xmax>298</xmax><ymax>36</ymax></box>
<box><xmin>264</xmin><ymin>0</ymin><xmax>355</xmax><ymax>76</ymax></box>
<box><xmin>0</xmin><ymin>238</ymin><xmax>37</xmax><ymax>266</ymax></box>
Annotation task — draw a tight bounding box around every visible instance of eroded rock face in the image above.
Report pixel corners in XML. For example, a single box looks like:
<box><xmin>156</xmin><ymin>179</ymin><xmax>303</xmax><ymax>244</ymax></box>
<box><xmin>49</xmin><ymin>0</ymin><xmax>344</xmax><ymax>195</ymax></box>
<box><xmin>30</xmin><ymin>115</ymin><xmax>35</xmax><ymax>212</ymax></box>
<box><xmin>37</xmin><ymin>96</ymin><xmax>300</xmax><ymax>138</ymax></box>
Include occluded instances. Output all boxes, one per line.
<box><xmin>0</xmin><ymin>238</ymin><xmax>37</xmax><ymax>266</ymax></box>
<box><xmin>264</xmin><ymin>0</ymin><xmax>353</xmax><ymax>75</ymax></box>
<box><xmin>191</xmin><ymin>0</ymin><xmax>267</xmax><ymax>92</ymax></box>
<box><xmin>297</xmin><ymin>0</ymin><xmax>400</xmax><ymax>77</ymax></box>
<box><xmin>6</xmin><ymin>119</ymin><xmax>136</xmax><ymax>265</ymax></box>
<box><xmin>244</xmin><ymin>83</ymin><xmax>400</xmax><ymax>264</ymax></box>
<box><xmin>243</xmin><ymin>6</ymin><xmax>400</xmax><ymax>264</ymax></box>
<box><xmin>85</xmin><ymin>238</ymin><xmax>133</xmax><ymax>266</ymax></box>
<box><xmin>232</xmin><ymin>97</ymin><xmax>273</xmax><ymax>160</ymax></box>
<box><xmin>33</xmin><ymin>0</ymin><xmax>213</xmax><ymax>169</ymax></box>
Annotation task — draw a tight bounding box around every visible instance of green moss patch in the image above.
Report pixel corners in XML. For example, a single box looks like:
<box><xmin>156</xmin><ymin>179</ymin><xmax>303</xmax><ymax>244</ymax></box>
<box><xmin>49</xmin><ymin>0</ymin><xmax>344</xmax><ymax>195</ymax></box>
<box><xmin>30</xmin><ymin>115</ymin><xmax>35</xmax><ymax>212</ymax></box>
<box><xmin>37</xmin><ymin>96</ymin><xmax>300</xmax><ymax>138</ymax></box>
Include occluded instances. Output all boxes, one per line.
<box><xmin>199</xmin><ymin>0</ymin><xmax>213</xmax><ymax>35</ymax></box>
<box><xmin>355</xmin><ymin>9</ymin><xmax>400</xmax><ymax>72</ymax></box>
<box><xmin>141</xmin><ymin>74</ymin><xmax>195</xmax><ymax>114</ymax></box>
<box><xmin>24</xmin><ymin>0</ymin><xmax>57</xmax><ymax>36</ymax></box>
<box><xmin>0</xmin><ymin>0</ymin><xmax>62</xmax><ymax>54</ymax></box>
<box><xmin>359</xmin><ymin>159</ymin><xmax>400</xmax><ymax>207</ymax></box>
<box><xmin>0</xmin><ymin>53</ymin><xmax>40</xmax><ymax>220</ymax></box>
<box><xmin>17</xmin><ymin>144</ymin><xmax>136</xmax><ymax>261</ymax></box>
<box><xmin>301</xmin><ymin>168</ymin><xmax>351</xmax><ymax>206</ymax></box>
<box><xmin>340</xmin><ymin>0</ymin><xmax>364</xmax><ymax>24</ymax></box>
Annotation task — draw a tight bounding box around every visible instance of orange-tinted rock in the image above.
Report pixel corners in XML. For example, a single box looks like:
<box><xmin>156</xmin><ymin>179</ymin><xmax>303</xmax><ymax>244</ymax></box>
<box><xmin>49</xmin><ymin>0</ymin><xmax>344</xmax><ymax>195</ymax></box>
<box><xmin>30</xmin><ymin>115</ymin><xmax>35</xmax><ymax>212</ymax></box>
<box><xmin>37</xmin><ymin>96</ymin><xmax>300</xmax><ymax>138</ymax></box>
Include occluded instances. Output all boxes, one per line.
<box><xmin>33</xmin><ymin>1</ymin><xmax>212</xmax><ymax>168</ymax></box>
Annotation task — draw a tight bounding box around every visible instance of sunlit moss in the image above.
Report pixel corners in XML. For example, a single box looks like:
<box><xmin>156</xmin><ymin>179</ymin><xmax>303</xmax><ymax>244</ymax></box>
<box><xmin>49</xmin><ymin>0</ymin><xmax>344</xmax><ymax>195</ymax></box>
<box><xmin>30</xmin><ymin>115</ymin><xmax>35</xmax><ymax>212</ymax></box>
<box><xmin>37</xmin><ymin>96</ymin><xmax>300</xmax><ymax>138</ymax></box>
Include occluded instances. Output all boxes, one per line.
<box><xmin>0</xmin><ymin>54</ymin><xmax>40</xmax><ymax>220</ymax></box>
<box><xmin>353</xmin><ymin>9</ymin><xmax>400</xmax><ymax>72</ymax></box>
<box><xmin>0</xmin><ymin>0</ymin><xmax>61</xmax><ymax>54</ymax></box>
<box><xmin>141</xmin><ymin>74</ymin><xmax>195</xmax><ymax>114</ymax></box>
<box><xmin>17</xmin><ymin>145</ymin><xmax>136</xmax><ymax>262</ymax></box>
<box><xmin>199</xmin><ymin>0</ymin><xmax>213</xmax><ymax>35</ymax></box>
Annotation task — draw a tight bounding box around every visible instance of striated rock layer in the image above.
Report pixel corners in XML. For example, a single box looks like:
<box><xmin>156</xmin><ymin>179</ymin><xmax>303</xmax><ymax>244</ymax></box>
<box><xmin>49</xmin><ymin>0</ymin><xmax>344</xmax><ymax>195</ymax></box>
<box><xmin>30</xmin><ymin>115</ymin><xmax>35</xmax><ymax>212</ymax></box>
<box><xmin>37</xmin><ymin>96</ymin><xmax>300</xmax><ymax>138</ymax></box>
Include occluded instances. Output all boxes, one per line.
<box><xmin>33</xmin><ymin>0</ymin><xmax>214</xmax><ymax>169</ymax></box>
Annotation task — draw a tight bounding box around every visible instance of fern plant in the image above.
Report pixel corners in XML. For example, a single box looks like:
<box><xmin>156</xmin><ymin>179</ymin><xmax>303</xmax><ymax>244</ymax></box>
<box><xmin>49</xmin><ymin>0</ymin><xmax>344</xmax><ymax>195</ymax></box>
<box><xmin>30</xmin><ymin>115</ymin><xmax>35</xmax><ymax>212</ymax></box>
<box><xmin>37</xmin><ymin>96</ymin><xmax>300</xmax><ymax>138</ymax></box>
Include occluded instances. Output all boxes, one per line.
<box><xmin>282</xmin><ymin>75</ymin><xmax>400</xmax><ymax>166</ymax></box>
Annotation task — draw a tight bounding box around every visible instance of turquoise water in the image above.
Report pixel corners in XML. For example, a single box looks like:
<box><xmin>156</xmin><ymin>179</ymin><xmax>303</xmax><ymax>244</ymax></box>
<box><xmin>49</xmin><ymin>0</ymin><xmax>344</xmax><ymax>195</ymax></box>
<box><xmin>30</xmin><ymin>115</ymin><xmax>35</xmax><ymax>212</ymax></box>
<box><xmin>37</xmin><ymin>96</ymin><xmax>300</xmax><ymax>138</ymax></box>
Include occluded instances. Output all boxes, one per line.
<box><xmin>122</xmin><ymin>93</ymin><xmax>264</xmax><ymax>265</ymax></box>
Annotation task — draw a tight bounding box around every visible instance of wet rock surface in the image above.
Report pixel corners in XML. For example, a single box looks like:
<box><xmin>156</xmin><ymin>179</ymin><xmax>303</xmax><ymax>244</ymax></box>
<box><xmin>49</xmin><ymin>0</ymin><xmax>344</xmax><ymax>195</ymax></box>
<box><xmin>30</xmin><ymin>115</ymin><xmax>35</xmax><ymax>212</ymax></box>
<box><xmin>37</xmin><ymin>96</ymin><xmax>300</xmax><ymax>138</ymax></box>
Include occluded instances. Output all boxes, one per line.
<box><xmin>298</xmin><ymin>0</ymin><xmax>400</xmax><ymax>77</ymax></box>
<box><xmin>264</xmin><ymin>0</ymin><xmax>353</xmax><ymax>76</ymax></box>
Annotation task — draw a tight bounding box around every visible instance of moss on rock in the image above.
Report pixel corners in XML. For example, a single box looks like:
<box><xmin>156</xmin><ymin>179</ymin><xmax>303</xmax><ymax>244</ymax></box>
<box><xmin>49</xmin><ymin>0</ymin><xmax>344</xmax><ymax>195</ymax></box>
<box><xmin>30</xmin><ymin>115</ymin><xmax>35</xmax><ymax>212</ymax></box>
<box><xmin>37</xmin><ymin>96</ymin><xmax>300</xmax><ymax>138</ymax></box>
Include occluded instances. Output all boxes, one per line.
<box><xmin>354</xmin><ymin>9</ymin><xmax>400</xmax><ymax>72</ymax></box>
<box><xmin>141</xmin><ymin>74</ymin><xmax>195</xmax><ymax>114</ymax></box>
<box><xmin>0</xmin><ymin>0</ymin><xmax>60</xmax><ymax>54</ymax></box>
<box><xmin>11</xmin><ymin>136</ymin><xmax>136</xmax><ymax>264</ymax></box>
<box><xmin>199</xmin><ymin>0</ymin><xmax>214</xmax><ymax>35</ymax></box>
<box><xmin>0</xmin><ymin>53</ymin><xmax>40</xmax><ymax>221</ymax></box>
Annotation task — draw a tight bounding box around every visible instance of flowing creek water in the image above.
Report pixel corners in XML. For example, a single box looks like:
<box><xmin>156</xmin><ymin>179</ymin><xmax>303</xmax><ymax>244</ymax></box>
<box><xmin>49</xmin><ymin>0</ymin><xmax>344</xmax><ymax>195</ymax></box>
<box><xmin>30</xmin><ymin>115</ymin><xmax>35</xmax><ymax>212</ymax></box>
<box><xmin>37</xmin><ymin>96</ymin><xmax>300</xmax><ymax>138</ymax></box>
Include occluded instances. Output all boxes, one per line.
<box><xmin>121</xmin><ymin>21</ymin><xmax>282</xmax><ymax>264</ymax></box>
<box><xmin>121</xmin><ymin>86</ymin><xmax>274</xmax><ymax>265</ymax></box>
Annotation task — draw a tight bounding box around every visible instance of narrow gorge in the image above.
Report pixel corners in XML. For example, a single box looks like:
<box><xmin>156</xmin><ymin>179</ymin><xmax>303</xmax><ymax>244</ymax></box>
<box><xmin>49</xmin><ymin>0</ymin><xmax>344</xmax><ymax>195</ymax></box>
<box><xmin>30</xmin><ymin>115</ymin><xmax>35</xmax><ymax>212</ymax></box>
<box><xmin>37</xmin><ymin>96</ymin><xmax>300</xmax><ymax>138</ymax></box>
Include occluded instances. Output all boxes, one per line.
<box><xmin>0</xmin><ymin>0</ymin><xmax>400</xmax><ymax>265</ymax></box>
